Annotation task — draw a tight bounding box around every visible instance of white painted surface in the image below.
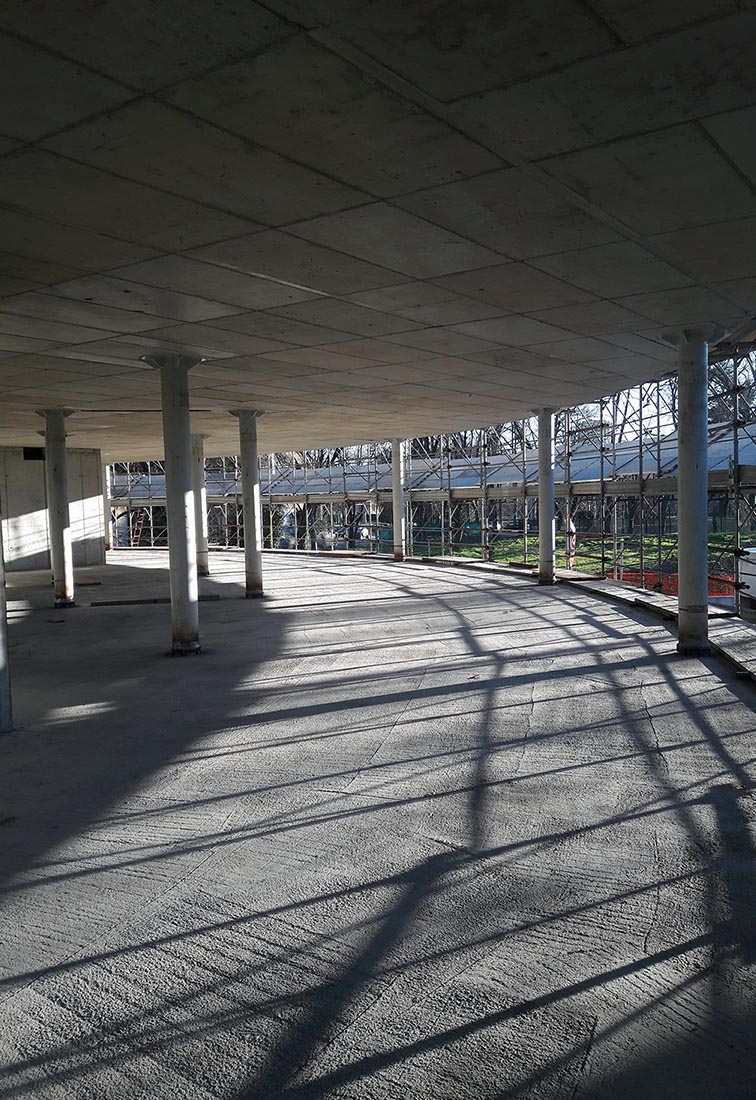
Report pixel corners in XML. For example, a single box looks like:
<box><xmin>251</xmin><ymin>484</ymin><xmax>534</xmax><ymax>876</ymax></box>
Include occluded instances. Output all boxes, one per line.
<box><xmin>146</xmin><ymin>353</ymin><xmax>200</xmax><ymax>654</ymax></box>
<box><xmin>191</xmin><ymin>434</ymin><xmax>209</xmax><ymax>576</ymax></box>
<box><xmin>674</xmin><ymin>329</ymin><xmax>716</xmax><ymax>653</ymax></box>
<box><xmin>391</xmin><ymin>437</ymin><xmax>406</xmax><ymax>561</ymax></box>
<box><xmin>40</xmin><ymin>407</ymin><xmax>74</xmax><ymax>605</ymax></box>
<box><xmin>538</xmin><ymin>408</ymin><xmax>556</xmax><ymax>585</ymax></box>
<box><xmin>234</xmin><ymin>409</ymin><xmax>263</xmax><ymax>596</ymax></box>
<box><xmin>0</xmin><ymin>446</ymin><xmax>104</xmax><ymax>572</ymax></box>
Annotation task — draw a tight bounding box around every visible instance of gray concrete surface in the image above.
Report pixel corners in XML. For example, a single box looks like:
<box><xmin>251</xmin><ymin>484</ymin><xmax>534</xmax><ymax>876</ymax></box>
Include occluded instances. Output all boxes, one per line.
<box><xmin>0</xmin><ymin>5</ymin><xmax>755</xmax><ymax>457</ymax></box>
<box><xmin>1</xmin><ymin>551</ymin><xmax>755</xmax><ymax>1099</ymax></box>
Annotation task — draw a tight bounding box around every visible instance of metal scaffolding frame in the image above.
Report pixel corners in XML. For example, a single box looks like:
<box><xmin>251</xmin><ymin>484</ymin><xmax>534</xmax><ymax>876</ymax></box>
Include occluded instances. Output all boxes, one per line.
<box><xmin>109</xmin><ymin>351</ymin><xmax>756</xmax><ymax>614</ymax></box>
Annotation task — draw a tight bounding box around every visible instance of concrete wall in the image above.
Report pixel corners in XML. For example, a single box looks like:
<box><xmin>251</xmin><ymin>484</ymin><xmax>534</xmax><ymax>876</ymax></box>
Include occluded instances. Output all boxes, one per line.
<box><xmin>0</xmin><ymin>447</ymin><xmax>105</xmax><ymax>571</ymax></box>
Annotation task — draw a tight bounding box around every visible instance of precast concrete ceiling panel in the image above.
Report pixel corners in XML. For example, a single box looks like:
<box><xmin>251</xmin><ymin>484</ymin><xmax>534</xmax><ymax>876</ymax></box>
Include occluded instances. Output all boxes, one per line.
<box><xmin>189</xmin><ymin>230</ymin><xmax>401</xmax><ymax>295</ymax></box>
<box><xmin>43</xmin><ymin>100</ymin><xmax>368</xmax><ymax>225</ymax></box>
<box><xmin>164</xmin><ymin>35</ymin><xmax>502</xmax><ymax>197</ymax></box>
<box><xmin>0</xmin><ymin>1</ymin><xmax>293</xmax><ymax>89</ymax></box>
<box><xmin>0</xmin><ymin>1</ymin><xmax>753</xmax><ymax>458</ymax></box>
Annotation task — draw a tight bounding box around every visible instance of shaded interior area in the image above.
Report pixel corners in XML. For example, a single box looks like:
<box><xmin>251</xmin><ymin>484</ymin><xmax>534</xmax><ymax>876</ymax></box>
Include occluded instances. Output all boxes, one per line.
<box><xmin>0</xmin><ymin>553</ymin><xmax>754</xmax><ymax>1099</ymax></box>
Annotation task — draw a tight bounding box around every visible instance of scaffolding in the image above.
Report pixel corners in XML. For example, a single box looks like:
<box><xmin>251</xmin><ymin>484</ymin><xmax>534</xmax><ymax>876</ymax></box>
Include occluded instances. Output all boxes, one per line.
<box><xmin>109</xmin><ymin>351</ymin><xmax>756</xmax><ymax>614</ymax></box>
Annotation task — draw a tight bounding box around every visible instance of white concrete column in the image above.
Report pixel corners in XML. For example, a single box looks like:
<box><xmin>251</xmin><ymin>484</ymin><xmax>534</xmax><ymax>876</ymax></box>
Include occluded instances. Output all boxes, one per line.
<box><xmin>191</xmin><ymin>433</ymin><xmax>210</xmax><ymax>577</ymax></box>
<box><xmin>231</xmin><ymin>409</ymin><xmax>264</xmax><ymax>597</ymax></box>
<box><xmin>102</xmin><ymin>463</ymin><xmax>112</xmax><ymax>552</ymax></box>
<box><xmin>537</xmin><ymin>407</ymin><xmax>555</xmax><ymax>585</ymax></box>
<box><xmin>142</xmin><ymin>353</ymin><xmax>203</xmax><ymax>654</ymax></box>
<box><xmin>391</xmin><ymin>438</ymin><xmax>406</xmax><ymax>561</ymax></box>
<box><xmin>37</xmin><ymin>407</ymin><xmax>75</xmax><ymax>607</ymax></box>
<box><xmin>0</xmin><ymin>521</ymin><xmax>12</xmax><ymax>733</ymax></box>
<box><xmin>664</xmin><ymin>325</ymin><xmax>723</xmax><ymax>655</ymax></box>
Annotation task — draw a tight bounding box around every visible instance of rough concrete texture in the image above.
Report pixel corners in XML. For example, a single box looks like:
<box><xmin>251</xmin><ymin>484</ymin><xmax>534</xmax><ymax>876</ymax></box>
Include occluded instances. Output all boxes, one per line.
<box><xmin>1</xmin><ymin>551</ymin><xmax>755</xmax><ymax>1099</ymax></box>
<box><xmin>1</xmin><ymin>5</ymin><xmax>756</xmax><ymax>456</ymax></box>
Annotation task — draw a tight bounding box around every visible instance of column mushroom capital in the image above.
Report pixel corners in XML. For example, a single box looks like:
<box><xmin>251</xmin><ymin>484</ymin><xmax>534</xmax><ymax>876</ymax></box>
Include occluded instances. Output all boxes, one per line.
<box><xmin>141</xmin><ymin>353</ymin><xmax>205</xmax><ymax>371</ymax></box>
<box><xmin>35</xmin><ymin>407</ymin><xmax>75</xmax><ymax>419</ymax></box>
<box><xmin>661</xmin><ymin>323</ymin><xmax>727</xmax><ymax>348</ymax></box>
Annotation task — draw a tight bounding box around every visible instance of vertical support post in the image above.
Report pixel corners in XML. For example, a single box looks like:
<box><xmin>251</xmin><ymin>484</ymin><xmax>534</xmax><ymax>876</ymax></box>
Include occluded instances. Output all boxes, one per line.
<box><xmin>0</xmin><ymin>521</ymin><xmax>12</xmax><ymax>733</ymax></box>
<box><xmin>522</xmin><ymin>419</ymin><xmax>529</xmax><ymax>563</ymax></box>
<box><xmin>391</xmin><ymin>437</ymin><xmax>406</xmax><ymax>561</ymax></box>
<box><xmin>102</xmin><ymin>463</ymin><xmax>112</xmax><ymax>552</ymax></box>
<box><xmin>612</xmin><ymin>396</ymin><xmax>619</xmax><ymax>580</ymax></box>
<box><xmin>664</xmin><ymin>325</ymin><xmax>723</xmax><ymax>655</ymax></box>
<box><xmin>480</xmin><ymin>429</ymin><xmax>489</xmax><ymax>561</ymax></box>
<box><xmin>733</xmin><ymin>356</ymin><xmax>742</xmax><ymax>617</ymax></box>
<box><xmin>191</xmin><ymin>433</ymin><xmax>210</xmax><ymax>576</ymax></box>
<box><xmin>638</xmin><ymin>383</ymin><xmax>645</xmax><ymax>588</ymax></box>
<box><xmin>232</xmin><ymin>409</ymin><xmax>264</xmax><ymax>596</ymax></box>
<box><xmin>538</xmin><ymin>407</ymin><xmax>556</xmax><ymax>585</ymax></box>
<box><xmin>141</xmin><ymin>353</ymin><xmax>202</xmax><ymax>654</ymax></box>
<box><xmin>37</xmin><ymin>407</ymin><xmax>75</xmax><ymax>607</ymax></box>
<box><xmin>564</xmin><ymin>409</ymin><xmax>573</xmax><ymax>570</ymax></box>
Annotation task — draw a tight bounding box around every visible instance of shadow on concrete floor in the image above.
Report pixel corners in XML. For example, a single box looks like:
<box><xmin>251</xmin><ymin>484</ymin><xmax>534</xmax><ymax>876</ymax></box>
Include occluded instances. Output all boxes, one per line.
<box><xmin>1</xmin><ymin>554</ymin><xmax>755</xmax><ymax>1099</ymax></box>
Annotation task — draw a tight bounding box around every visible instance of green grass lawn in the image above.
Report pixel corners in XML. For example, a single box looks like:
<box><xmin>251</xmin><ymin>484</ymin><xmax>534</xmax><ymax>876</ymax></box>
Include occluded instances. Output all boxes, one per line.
<box><xmin>423</xmin><ymin>530</ymin><xmax>738</xmax><ymax>576</ymax></box>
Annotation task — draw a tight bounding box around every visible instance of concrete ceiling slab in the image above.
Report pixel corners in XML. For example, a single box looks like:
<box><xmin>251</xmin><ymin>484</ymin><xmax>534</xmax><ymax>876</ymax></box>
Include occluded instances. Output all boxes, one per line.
<box><xmin>434</xmin><ymin>263</ymin><xmax>596</xmax><ymax>312</ymax></box>
<box><xmin>346</xmin><ymin>281</ymin><xmax>505</xmax><ymax>324</ymax></box>
<box><xmin>48</xmin><ymin>277</ymin><xmax>246</xmax><ymax>323</ymax></box>
<box><xmin>0</xmin><ymin>4</ymin><xmax>752</xmax><ymax>457</ymax></box>
<box><xmin>449</xmin><ymin>316</ymin><xmax>578</xmax><ymax>347</ymax></box>
<box><xmin>0</xmin><ymin>150</ymin><xmax>254</xmax><ymax>252</ymax></box>
<box><xmin>267</xmin><ymin>298</ymin><xmax>424</xmax><ymax>338</ymax></box>
<box><xmin>205</xmin><ymin>311</ymin><xmax>356</xmax><ymax>347</ymax></box>
<box><xmin>715</xmin><ymin>278</ymin><xmax>756</xmax><ymax>312</ymax></box>
<box><xmin>525</xmin><ymin>300</ymin><xmax>657</xmax><ymax>336</ymax></box>
<box><xmin>454</xmin><ymin>11</ymin><xmax>756</xmax><ymax>161</ymax></box>
<box><xmin>257</xmin><ymin>347</ymin><xmax>384</xmax><ymax>372</ymax></box>
<box><xmin>139</xmin><ymin>323</ymin><xmax>293</xmax><ymax>358</ymax></box>
<box><xmin>540</xmin><ymin>124</ymin><xmax>756</xmax><ymax>236</ymax></box>
<box><xmin>0</xmin><ymin>31</ymin><xmax>131</xmax><ymax>142</ymax></box>
<box><xmin>111</xmin><ymin>256</ymin><xmax>322</xmax><ymax>311</ymax></box>
<box><xmin>0</xmin><ymin>312</ymin><xmax>114</xmax><ymax>345</ymax></box>
<box><xmin>189</xmin><ymin>230</ymin><xmax>399</xmax><ymax>295</ymax></box>
<box><xmin>591</xmin><ymin>0</ymin><xmax>737</xmax><ymax>44</ymax></box>
<box><xmin>702</xmin><ymin>105</ymin><xmax>756</xmax><ymax>190</ymax></box>
<box><xmin>287</xmin><ymin>204</ymin><xmax>504</xmax><ymax>278</ymax></box>
<box><xmin>0</xmin><ymin>292</ymin><xmax>176</xmax><ymax>335</ymax></box>
<box><xmin>0</xmin><ymin>210</ymin><xmax>159</xmax><ymax>280</ymax></box>
<box><xmin>396</xmin><ymin>168</ymin><xmax>621</xmax><ymax>259</ymax></box>
<box><xmin>0</xmin><ymin>334</ymin><xmax>59</xmax><ymax>355</ymax></box>
<box><xmin>531</xmin><ymin>336</ymin><xmax>630</xmax><ymax>364</ymax></box>
<box><xmin>166</xmin><ymin>35</ymin><xmax>501</xmax><ymax>197</ymax></box>
<box><xmin>0</xmin><ymin>1</ymin><xmax>293</xmax><ymax>90</ymax></box>
<box><xmin>382</xmin><ymin>327</ymin><xmax>504</xmax><ymax>357</ymax></box>
<box><xmin>0</xmin><ymin>255</ymin><xmax>83</xmax><ymax>291</ymax></box>
<box><xmin>45</xmin><ymin>100</ymin><xmax>368</xmax><ymax>226</ymax></box>
<box><xmin>616</xmin><ymin>286</ymin><xmax>746</xmax><ymax>326</ymax></box>
<box><xmin>333</xmin><ymin>0</ymin><xmax>616</xmax><ymax>102</ymax></box>
<box><xmin>648</xmin><ymin>218</ymin><xmax>756</xmax><ymax>282</ymax></box>
<box><xmin>531</xmin><ymin>242</ymin><xmax>693</xmax><ymax>297</ymax></box>
<box><xmin>600</xmin><ymin>333</ymin><xmax>677</xmax><ymax>363</ymax></box>
<box><xmin>0</xmin><ymin>275</ymin><xmax>50</xmax><ymax>298</ymax></box>
<box><xmin>312</xmin><ymin>338</ymin><xmax>437</xmax><ymax>364</ymax></box>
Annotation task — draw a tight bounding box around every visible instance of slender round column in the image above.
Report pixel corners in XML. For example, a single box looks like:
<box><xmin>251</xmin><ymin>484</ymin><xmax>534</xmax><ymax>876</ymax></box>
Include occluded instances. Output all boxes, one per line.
<box><xmin>0</xmin><ymin>521</ymin><xmax>12</xmax><ymax>733</ymax></box>
<box><xmin>391</xmin><ymin>438</ymin><xmax>406</xmax><ymax>561</ymax></box>
<box><xmin>663</xmin><ymin>325</ymin><xmax>724</xmax><ymax>655</ymax></box>
<box><xmin>142</xmin><ymin>353</ymin><xmax>203</xmax><ymax>653</ymax></box>
<box><xmin>537</xmin><ymin>407</ymin><xmax>555</xmax><ymax>585</ymax></box>
<box><xmin>102</xmin><ymin>463</ymin><xmax>112</xmax><ymax>552</ymax></box>
<box><xmin>37</xmin><ymin>407</ymin><xmax>75</xmax><ymax>606</ymax></box>
<box><xmin>231</xmin><ymin>410</ymin><xmax>264</xmax><ymax>597</ymax></box>
<box><xmin>191</xmin><ymin>433</ymin><xmax>210</xmax><ymax>577</ymax></box>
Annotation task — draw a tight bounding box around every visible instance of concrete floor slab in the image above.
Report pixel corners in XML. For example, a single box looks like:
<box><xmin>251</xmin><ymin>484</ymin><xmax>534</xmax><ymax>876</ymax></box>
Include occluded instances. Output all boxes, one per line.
<box><xmin>1</xmin><ymin>553</ymin><xmax>755</xmax><ymax>1098</ymax></box>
